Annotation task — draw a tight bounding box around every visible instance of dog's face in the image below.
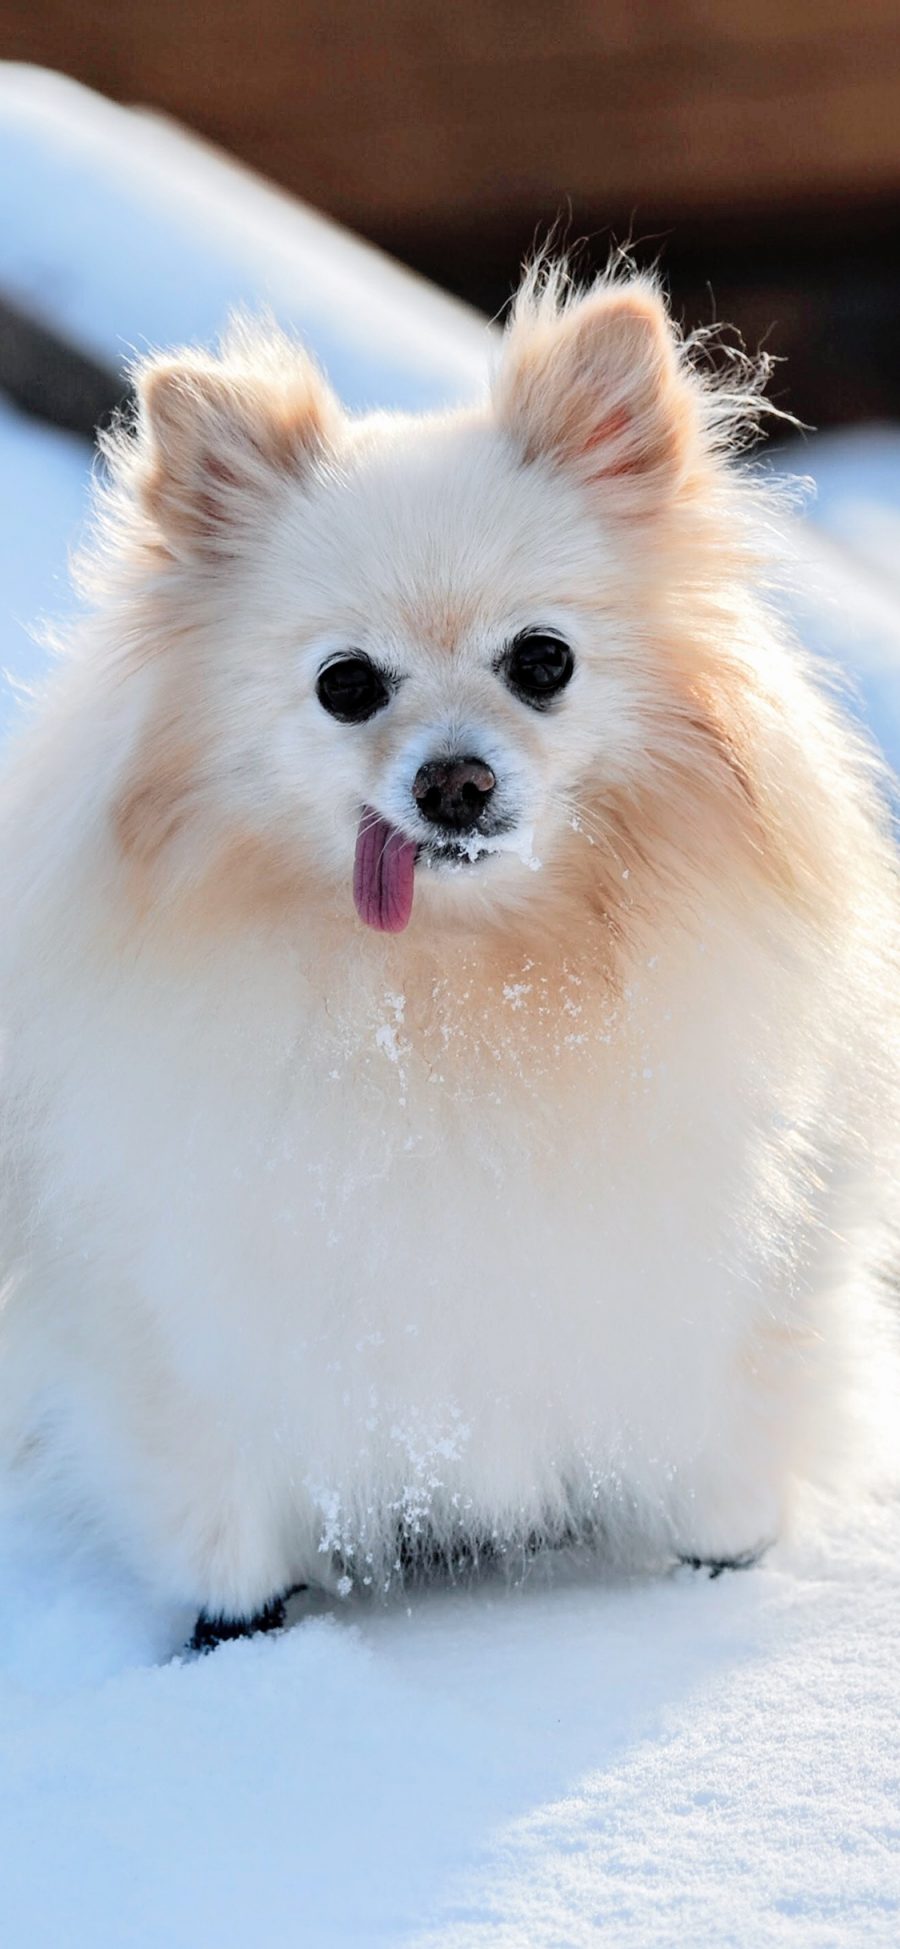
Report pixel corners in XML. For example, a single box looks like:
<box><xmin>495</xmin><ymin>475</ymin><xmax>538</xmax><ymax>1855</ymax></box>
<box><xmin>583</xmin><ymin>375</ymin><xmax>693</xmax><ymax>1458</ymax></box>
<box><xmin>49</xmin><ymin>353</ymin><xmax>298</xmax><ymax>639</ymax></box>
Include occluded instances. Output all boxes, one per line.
<box><xmin>248</xmin><ymin>410</ymin><xmax>653</xmax><ymax>932</ymax></box>
<box><xmin>122</xmin><ymin>281</ymin><xmax>738</xmax><ymax>937</ymax></box>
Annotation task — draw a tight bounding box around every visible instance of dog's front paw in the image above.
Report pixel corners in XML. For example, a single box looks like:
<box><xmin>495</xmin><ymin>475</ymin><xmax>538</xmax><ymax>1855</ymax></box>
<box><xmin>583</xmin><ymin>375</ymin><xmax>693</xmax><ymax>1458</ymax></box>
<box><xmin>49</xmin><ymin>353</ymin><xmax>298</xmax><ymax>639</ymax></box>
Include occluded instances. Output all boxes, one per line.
<box><xmin>188</xmin><ymin>1590</ymin><xmax>292</xmax><ymax>1653</ymax></box>
<box><xmin>677</xmin><ymin>1543</ymin><xmax>772</xmax><ymax>1580</ymax></box>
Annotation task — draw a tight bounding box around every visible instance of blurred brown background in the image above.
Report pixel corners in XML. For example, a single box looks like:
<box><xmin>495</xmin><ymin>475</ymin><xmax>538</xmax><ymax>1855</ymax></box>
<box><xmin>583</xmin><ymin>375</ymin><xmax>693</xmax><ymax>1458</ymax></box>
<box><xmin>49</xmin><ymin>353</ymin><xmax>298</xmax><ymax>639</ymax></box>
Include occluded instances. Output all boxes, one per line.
<box><xmin>6</xmin><ymin>0</ymin><xmax>900</xmax><ymax>427</ymax></box>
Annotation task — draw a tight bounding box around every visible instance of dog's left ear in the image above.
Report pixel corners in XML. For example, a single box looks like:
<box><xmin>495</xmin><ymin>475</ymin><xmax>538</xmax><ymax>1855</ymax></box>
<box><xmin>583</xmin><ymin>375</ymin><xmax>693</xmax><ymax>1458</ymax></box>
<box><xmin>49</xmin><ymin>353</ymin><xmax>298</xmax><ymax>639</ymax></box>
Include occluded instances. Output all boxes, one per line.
<box><xmin>136</xmin><ymin>341</ymin><xmax>340</xmax><ymax>558</ymax></box>
<box><xmin>494</xmin><ymin>282</ymin><xmax>697</xmax><ymax>499</ymax></box>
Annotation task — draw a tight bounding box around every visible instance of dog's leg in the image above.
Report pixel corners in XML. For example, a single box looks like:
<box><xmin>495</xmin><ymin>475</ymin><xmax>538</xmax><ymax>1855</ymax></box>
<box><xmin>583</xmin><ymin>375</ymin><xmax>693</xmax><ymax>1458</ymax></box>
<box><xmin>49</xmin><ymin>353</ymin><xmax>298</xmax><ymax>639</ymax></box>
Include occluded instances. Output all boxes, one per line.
<box><xmin>669</xmin><ymin>1451</ymin><xmax>782</xmax><ymax>1574</ymax></box>
<box><xmin>662</xmin><ymin>1312</ymin><xmax>807</xmax><ymax>1577</ymax></box>
<box><xmin>666</xmin><ymin>1408</ymin><xmax>785</xmax><ymax>1577</ymax></box>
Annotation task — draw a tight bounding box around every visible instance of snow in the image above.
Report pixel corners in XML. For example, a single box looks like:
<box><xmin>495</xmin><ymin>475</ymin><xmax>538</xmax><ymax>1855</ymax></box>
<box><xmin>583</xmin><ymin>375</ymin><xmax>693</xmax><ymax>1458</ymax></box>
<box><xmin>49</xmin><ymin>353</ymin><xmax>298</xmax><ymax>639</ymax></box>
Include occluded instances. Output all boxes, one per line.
<box><xmin>2</xmin><ymin>62</ymin><xmax>900</xmax><ymax>1949</ymax></box>
<box><xmin>436</xmin><ymin>825</ymin><xmax>542</xmax><ymax>868</ymax></box>
<box><xmin>2</xmin><ymin>1484</ymin><xmax>900</xmax><ymax>1947</ymax></box>
<box><xmin>770</xmin><ymin>430</ymin><xmax>900</xmax><ymax>774</ymax></box>
<box><xmin>0</xmin><ymin>401</ymin><xmax>93</xmax><ymax>742</ymax></box>
<box><xmin>0</xmin><ymin>67</ymin><xmax>486</xmax><ymax>413</ymax></box>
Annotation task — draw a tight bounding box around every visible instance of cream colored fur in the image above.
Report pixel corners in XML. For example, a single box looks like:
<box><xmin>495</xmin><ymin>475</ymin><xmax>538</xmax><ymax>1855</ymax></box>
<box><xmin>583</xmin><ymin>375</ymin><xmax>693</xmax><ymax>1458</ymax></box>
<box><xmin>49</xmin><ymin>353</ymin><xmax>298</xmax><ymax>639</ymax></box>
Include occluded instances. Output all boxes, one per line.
<box><xmin>0</xmin><ymin>269</ymin><xmax>897</xmax><ymax>1618</ymax></box>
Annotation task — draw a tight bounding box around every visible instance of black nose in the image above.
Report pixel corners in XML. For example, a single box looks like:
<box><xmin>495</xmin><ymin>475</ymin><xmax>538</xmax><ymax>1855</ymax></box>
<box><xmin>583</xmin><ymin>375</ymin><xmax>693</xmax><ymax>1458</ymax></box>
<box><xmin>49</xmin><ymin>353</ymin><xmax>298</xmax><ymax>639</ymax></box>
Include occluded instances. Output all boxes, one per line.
<box><xmin>413</xmin><ymin>756</ymin><xmax>497</xmax><ymax>832</ymax></box>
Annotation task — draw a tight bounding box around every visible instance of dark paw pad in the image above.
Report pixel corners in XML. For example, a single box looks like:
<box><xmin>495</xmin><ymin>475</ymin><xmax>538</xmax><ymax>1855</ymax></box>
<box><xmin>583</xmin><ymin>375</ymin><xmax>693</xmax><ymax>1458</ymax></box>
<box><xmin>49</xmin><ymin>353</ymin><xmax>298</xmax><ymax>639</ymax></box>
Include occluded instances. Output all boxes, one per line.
<box><xmin>678</xmin><ymin>1546</ymin><xmax>769</xmax><ymax>1580</ymax></box>
<box><xmin>188</xmin><ymin>1589</ymin><xmax>298</xmax><ymax>1653</ymax></box>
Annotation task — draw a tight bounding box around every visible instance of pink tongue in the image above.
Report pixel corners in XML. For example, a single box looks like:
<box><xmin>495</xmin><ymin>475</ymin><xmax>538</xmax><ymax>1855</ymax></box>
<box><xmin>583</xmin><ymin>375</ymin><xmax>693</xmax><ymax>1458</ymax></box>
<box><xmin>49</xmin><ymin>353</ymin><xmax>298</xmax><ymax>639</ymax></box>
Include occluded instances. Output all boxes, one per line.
<box><xmin>354</xmin><ymin>810</ymin><xmax>417</xmax><ymax>932</ymax></box>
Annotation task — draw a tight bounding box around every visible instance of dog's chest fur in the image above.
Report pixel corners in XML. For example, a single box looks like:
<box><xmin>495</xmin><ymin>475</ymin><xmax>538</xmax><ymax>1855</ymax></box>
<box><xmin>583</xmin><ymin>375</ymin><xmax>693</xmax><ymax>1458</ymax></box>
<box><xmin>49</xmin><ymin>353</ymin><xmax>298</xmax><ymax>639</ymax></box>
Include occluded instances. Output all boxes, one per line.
<box><xmin>14</xmin><ymin>898</ymin><xmax>803</xmax><ymax>1588</ymax></box>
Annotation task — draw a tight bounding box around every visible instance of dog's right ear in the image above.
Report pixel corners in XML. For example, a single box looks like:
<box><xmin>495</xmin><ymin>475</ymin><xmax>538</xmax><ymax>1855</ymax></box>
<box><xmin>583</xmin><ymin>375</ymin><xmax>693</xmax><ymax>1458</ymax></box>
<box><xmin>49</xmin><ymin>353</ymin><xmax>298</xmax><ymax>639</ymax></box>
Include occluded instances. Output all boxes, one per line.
<box><xmin>136</xmin><ymin>338</ymin><xmax>340</xmax><ymax>559</ymax></box>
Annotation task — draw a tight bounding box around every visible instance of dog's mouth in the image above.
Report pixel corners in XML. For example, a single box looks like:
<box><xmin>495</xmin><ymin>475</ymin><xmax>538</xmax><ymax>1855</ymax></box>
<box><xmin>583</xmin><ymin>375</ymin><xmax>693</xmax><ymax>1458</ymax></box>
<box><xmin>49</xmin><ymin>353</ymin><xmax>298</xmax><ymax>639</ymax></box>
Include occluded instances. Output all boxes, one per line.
<box><xmin>419</xmin><ymin>838</ymin><xmax>497</xmax><ymax>870</ymax></box>
<box><xmin>353</xmin><ymin>808</ymin><xmax>528</xmax><ymax>933</ymax></box>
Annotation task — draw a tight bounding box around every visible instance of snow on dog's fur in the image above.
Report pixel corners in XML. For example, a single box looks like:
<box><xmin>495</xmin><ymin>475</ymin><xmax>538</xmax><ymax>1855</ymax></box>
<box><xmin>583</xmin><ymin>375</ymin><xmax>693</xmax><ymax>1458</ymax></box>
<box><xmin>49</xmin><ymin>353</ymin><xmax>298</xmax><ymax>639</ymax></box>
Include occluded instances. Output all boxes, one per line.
<box><xmin>0</xmin><ymin>267</ymin><xmax>897</xmax><ymax>1624</ymax></box>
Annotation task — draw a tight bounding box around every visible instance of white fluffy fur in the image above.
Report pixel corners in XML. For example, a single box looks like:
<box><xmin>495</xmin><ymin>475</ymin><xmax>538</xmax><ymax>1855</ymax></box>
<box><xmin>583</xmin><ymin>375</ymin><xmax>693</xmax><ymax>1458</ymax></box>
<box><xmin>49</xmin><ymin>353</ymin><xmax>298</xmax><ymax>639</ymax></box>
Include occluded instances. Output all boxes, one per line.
<box><xmin>0</xmin><ymin>268</ymin><xmax>897</xmax><ymax>1619</ymax></box>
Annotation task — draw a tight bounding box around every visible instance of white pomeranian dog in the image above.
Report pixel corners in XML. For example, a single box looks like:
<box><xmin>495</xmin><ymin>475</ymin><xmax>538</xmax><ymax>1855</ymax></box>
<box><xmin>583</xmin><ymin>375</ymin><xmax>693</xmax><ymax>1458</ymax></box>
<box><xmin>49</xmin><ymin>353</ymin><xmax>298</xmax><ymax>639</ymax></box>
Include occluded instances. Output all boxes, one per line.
<box><xmin>0</xmin><ymin>268</ymin><xmax>897</xmax><ymax>1645</ymax></box>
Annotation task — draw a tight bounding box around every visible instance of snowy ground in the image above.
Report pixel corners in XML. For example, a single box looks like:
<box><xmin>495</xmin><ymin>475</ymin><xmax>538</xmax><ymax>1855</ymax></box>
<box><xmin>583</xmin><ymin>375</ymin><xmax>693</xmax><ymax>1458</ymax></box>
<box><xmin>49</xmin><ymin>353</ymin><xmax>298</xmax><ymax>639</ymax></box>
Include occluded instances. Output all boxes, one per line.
<box><xmin>2</xmin><ymin>65</ymin><xmax>900</xmax><ymax>1949</ymax></box>
<box><xmin>2</xmin><ymin>1480</ymin><xmax>899</xmax><ymax>1949</ymax></box>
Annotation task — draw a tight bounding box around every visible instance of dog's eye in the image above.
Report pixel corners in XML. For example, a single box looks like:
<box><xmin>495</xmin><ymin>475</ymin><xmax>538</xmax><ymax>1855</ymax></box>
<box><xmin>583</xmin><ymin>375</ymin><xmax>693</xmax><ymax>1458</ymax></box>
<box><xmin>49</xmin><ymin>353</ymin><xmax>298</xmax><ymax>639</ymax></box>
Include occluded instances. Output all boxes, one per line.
<box><xmin>505</xmin><ymin>632</ymin><xmax>574</xmax><ymax>707</ymax></box>
<box><xmin>316</xmin><ymin>655</ymin><xmax>390</xmax><ymax>724</ymax></box>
